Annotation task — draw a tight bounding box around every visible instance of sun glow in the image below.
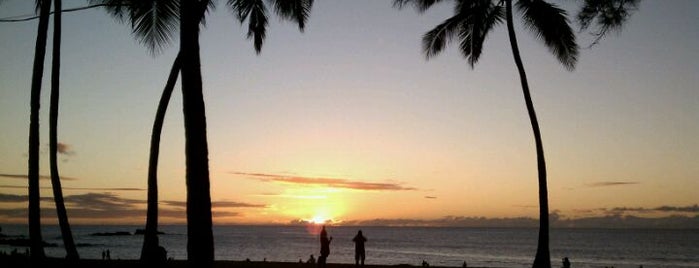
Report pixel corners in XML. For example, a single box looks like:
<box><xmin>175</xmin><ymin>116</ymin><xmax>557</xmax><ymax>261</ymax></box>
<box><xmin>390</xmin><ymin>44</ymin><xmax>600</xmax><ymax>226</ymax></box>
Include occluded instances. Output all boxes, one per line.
<box><xmin>310</xmin><ymin>215</ymin><xmax>329</xmax><ymax>224</ymax></box>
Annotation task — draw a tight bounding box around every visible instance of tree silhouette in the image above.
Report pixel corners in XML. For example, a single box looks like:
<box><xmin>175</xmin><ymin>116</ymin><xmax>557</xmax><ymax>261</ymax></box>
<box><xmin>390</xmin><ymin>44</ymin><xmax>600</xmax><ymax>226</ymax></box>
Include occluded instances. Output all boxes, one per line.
<box><xmin>27</xmin><ymin>0</ymin><xmax>52</xmax><ymax>260</ymax></box>
<box><xmin>394</xmin><ymin>0</ymin><xmax>577</xmax><ymax>267</ymax></box>
<box><xmin>577</xmin><ymin>0</ymin><xmax>640</xmax><ymax>47</ymax></box>
<box><xmin>49</xmin><ymin>0</ymin><xmax>79</xmax><ymax>259</ymax></box>
<box><xmin>395</xmin><ymin>0</ymin><xmax>638</xmax><ymax>267</ymax></box>
<box><xmin>92</xmin><ymin>0</ymin><xmax>314</xmax><ymax>264</ymax></box>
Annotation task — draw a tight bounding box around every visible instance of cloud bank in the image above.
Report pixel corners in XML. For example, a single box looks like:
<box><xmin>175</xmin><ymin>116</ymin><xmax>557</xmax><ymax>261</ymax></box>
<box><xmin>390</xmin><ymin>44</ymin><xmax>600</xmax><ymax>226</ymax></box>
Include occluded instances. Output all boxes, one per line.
<box><xmin>0</xmin><ymin>173</ymin><xmax>78</xmax><ymax>181</ymax></box>
<box><xmin>0</xmin><ymin>192</ymin><xmax>256</xmax><ymax>224</ymax></box>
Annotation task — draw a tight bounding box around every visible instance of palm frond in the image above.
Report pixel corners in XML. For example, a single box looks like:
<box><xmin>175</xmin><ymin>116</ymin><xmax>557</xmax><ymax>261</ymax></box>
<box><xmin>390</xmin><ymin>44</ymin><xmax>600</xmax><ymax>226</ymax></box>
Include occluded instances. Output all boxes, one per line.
<box><xmin>130</xmin><ymin>0</ymin><xmax>180</xmax><ymax>54</ymax></box>
<box><xmin>456</xmin><ymin>0</ymin><xmax>503</xmax><ymax>66</ymax></box>
<box><xmin>393</xmin><ymin>0</ymin><xmax>448</xmax><ymax>13</ymax></box>
<box><xmin>90</xmin><ymin>0</ymin><xmax>179</xmax><ymax>55</ymax></box>
<box><xmin>422</xmin><ymin>13</ymin><xmax>463</xmax><ymax>59</ymax></box>
<box><xmin>229</xmin><ymin>0</ymin><xmax>269</xmax><ymax>53</ymax></box>
<box><xmin>270</xmin><ymin>0</ymin><xmax>314</xmax><ymax>32</ymax></box>
<box><xmin>577</xmin><ymin>0</ymin><xmax>639</xmax><ymax>47</ymax></box>
<box><xmin>516</xmin><ymin>0</ymin><xmax>578</xmax><ymax>70</ymax></box>
<box><xmin>88</xmin><ymin>0</ymin><xmax>129</xmax><ymax>22</ymax></box>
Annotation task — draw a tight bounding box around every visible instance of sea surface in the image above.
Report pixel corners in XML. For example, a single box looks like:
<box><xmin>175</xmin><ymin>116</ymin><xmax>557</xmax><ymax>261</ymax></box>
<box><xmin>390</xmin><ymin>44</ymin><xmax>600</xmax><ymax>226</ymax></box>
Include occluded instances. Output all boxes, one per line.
<box><xmin>1</xmin><ymin>225</ymin><xmax>697</xmax><ymax>268</ymax></box>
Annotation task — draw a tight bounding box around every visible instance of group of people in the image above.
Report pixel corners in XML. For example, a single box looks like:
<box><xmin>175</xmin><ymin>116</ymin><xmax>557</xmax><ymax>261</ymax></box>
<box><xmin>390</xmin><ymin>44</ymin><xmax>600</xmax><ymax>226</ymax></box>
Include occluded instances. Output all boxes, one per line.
<box><xmin>101</xmin><ymin>249</ymin><xmax>111</xmax><ymax>260</ymax></box>
<box><xmin>312</xmin><ymin>226</ymin><xmax>367</xmax><ymax>267</ymax></box>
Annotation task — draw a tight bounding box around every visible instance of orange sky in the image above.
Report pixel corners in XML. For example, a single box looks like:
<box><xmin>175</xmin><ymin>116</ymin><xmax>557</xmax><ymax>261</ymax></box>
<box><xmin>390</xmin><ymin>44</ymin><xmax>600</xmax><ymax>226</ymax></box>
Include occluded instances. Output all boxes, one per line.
<box><xmin>1</xmin><ymin>1</ymin><xmax>698</xmax><ymax>226</ymax></box>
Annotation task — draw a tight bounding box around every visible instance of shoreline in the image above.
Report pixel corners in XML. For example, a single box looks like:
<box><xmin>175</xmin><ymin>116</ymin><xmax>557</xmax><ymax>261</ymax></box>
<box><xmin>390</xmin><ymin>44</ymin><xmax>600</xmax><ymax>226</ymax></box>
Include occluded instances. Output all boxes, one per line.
<box><xmin>0</xmin><ymin>256</ymin><xmax>486</xmax><ymax>268</ymax></box>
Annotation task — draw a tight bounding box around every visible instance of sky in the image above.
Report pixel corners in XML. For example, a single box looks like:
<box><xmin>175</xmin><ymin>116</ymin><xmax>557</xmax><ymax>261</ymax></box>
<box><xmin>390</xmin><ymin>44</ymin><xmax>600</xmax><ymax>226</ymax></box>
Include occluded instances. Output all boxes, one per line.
<box><xmin>0</xmin><ymin>0</ymin><xmax>697</xmax><ymax>226</ymax></box>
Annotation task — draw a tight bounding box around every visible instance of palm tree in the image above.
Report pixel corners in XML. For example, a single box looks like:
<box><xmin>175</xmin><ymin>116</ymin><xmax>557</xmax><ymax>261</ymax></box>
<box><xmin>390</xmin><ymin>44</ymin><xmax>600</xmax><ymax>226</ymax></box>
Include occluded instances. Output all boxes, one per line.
<box><xmin>141</xmin><ymin>53</ymin><xmax>181</xmax><ymax>262</ymax></box>
<box><xmin>28</xmin><ymin>0</ymin><xmax>52</xmax><ymax>260</ymax></box>
<box><xmin>395</xmin><ymin>0</ymin><xmax>638</xmax><ymax>267</ymax></box>
<box><xmin>394</xmin><ymin>0</ymin><xmax>577</xmax><ymax>267</ymax></box>
<box><xmin>48</xmin><ymin>0</ymin><xmax>80</xmax><ymax>260</ymax></box>
<box><xmin>93</xmin><ymin>0</ymin><xmax>314</xmax><ymax>264</ymax></box>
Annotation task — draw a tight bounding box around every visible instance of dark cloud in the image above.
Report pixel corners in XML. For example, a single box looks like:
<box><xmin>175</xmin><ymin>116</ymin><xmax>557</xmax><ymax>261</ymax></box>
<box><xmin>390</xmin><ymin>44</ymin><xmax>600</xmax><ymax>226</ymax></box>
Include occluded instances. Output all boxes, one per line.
<box><xmin>338</xmin><ymin>212</ymin><xmax>699</xmax><ymax>229</ymax></box>
<box><xmin>601</xmin><ymin>204</ymin><xmax>699</xmax><ymax>214</ymax></box>
<box><xmin>231</xmin><ymin>171</ymin><xmax>417</xmax><ymax>191</ymax></box>
<box><xmin>340</xmin><ymin>216</ymin><xmax>540</xmax><ymax>228</ymax></box>
<box><xmin>0</xmin><ymin>193</ymin><xmax>27</xmax><ymax>202</ymax></box>
<box><xmin>424</xmin><ymin>196</ymin><xmax>437</xmax><ymax>199</ymax></box>
<box><xmin>57</xmin><ymin>142</ymin><xmax>75</xmax><ymax>155</ymax></box>
<box><xmin>63</xmin><ymin>192</ymin><xmax>144</xmax><ymax>210</ymax></box>
<box><xmin>0</xmin><ymin>192</ymin><xmax>242</xmax><ymax>223</ymax></box>
<box><xmin>0</xmin><ymin>184</ymin><xmax>144</xmax><ymax>191</ymax></box>
<box><xmin>656</xmin><ymin>205</ymin><xmax>699</xmax><ymax>213</ymax></box>
<box><xmin>0</xmin><ymin>173</ymin><xmax>78</xmax><ymax>181</ymax></box>
<box><xmin>162</xmin><ymin>200</ymin><xmax>266</xmax><ymax>209</ymax></box>
<box><xmin>586</xmin><ymin>181</ymin><xmax>639</xmax><ymax>187</ymax></box>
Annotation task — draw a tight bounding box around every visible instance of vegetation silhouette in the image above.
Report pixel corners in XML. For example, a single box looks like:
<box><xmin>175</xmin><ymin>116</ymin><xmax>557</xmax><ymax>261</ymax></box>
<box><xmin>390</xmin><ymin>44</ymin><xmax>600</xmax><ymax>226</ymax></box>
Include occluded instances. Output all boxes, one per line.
<box><xmin>394</xmin><ymin>0</ymin><xmax>638</xmax><ymax>267</ymax></box>
<box><xmin>140</xmin><ymin>53</ymin><xmax>182</xmax><ymax>263</ymax></box>
<box><xmin>27</xmin><ymin>0</ymin><xmax>51</xmax><ymax>260</ymax></box>
<box><xmin>92</xmin><ymin>0</ymin><xmax>314</xmax><ymax>264</ymax></box>
<box><xmin>48</xmin><ymin>0</ymin><xmax>79</xmax><ymax>260</ymax></box>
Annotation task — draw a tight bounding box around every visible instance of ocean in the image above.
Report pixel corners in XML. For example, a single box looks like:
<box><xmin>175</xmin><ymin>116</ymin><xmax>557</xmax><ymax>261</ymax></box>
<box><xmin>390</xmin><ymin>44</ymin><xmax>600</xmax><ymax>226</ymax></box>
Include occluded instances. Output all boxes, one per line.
<box><xmin>1</xmin><ymin>225</ymin><xmax>697</xmax><ymax>268</ymax></box>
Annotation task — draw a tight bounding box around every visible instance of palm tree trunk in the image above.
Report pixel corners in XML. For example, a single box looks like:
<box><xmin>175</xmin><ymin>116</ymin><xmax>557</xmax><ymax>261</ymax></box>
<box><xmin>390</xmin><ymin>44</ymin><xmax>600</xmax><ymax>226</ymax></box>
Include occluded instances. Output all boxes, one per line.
<box><xmin>49</xmin><ymin>0</ymin><xmax>79</xmax><ymax>260</ymax></box>
<box><xmin>180</xmin><ymin>0</ymin><xmax>214</xmax><ymax>265</ymax></box>
<box><xmin>140</xmin><ymin>53</ymin><xmax>182</xmax><ymax>261</ymax></box>
<box><xmin>28</xmin><ymin>0</ymin><xmax>52</xmax><ymax>260</ymax></box>
<box><xmin>504</xmin><ymin>1</ymin><xmax>550</xmax><ymax>268</ymax></box>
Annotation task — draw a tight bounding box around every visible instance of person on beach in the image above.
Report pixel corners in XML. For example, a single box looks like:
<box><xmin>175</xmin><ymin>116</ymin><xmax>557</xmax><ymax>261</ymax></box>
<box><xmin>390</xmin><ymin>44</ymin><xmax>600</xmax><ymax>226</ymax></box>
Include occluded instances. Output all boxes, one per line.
<box><xmin>318</xmin><ymin>226</ymin><xmax>333</xmax><ymax>268</ymax></box>
<box><xmin>352</xmin><ymin>230</ymin><xmax>367</xmax><ymax>266</ymax></box>
<box><xmin>307</xmin><ymin>254</ymin><xmax>316</xmax><ymax>264</ymax></box>
<box><xmin>562</xmin><ymin>257</ymin><xmax>571</xmax><ymax>268</ymax></box>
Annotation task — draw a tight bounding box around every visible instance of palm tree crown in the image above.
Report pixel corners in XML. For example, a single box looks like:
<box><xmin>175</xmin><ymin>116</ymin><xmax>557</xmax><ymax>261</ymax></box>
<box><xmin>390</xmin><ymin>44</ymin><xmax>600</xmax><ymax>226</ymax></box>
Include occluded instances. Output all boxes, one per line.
<box><xmin>395</xmin><ymin>0</ymin><xmax>578</xmax><ymax>69</ymax></box>
<box><xmin>93</xmin><ymin>0</ymin><xmax>313</xmax><ymax>54</ymax></box>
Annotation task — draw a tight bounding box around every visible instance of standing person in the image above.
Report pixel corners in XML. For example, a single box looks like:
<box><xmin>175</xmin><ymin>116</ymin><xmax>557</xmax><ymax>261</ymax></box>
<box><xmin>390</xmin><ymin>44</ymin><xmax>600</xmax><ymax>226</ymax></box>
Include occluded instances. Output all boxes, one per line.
<box><xmin>318</xmin><ymin>226</ymin><xmax>333</xmax><ymax>268</ymax></box>
<box><xmin>562</xmin><ymin>257</ymin><xmax>571</xmax><ymax>268</ymax></box>
<box><xmin>352</xmin><ymin>230</ymin><xmax>367</xmax><ymax>266</ymax></box>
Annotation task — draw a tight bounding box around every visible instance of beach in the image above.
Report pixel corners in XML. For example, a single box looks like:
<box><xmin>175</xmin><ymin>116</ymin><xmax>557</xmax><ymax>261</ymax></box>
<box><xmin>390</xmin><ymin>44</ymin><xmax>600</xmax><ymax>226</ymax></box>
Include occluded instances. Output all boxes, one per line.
<box><xmin>1</xmin><ymin>257</ymin><xmax>468</xmax><ymax>268</ymax></box>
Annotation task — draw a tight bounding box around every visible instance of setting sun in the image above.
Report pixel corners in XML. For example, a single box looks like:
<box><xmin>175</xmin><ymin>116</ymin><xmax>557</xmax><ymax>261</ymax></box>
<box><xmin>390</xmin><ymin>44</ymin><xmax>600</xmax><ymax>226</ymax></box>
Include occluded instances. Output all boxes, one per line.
<box><xmin>310</xmin><ymin>216</ymin><xmax>329</xmax><ymax>224</ymax></box>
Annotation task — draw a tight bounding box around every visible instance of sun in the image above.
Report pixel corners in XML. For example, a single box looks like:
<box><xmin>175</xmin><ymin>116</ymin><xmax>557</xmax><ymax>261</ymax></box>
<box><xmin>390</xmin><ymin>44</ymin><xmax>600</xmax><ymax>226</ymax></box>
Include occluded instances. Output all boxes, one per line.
<box><xmin>310</xmin><ymin>215</ymin><xmax>329</xmax><ymax>224</ymax></box>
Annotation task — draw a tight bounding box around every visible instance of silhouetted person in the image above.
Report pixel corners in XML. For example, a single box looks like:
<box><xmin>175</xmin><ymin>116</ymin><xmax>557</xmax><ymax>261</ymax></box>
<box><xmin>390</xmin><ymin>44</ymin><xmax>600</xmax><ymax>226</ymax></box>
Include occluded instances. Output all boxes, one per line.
<box><xmin>462</xmin><ymin>261</ymin><xmax>467</xmax><ymax>268</ymax></box>
<box><xmin>106</xmin><ymin>249</ymin><xmax>111</xmax><ymax>260</ymax></box>
<box><xmin>562</xmin><ymin>257</ymin><xmax>571</xmax><ymax>268</ymax></box>
<box><xmin>422</xmin><ymin>260</ymin><xmax>429</xmax><ymax>267</ymax></box>
<box><xmin>352</xmin><ymin>230</ymin><xmax>367</xmax><ymax>266</ymax></box>
<box><xmin>318</xmin><ymin>226</ymin><xmax>333</xmax><ymax>268</ymax></box>
<box><xmin>307</xmin><ymin>254</ymin><xmax>316</xmax><ymax>264</ymax></box>
<box><xmin>102</xmin><ymin>250</ymin><xmax>106</xmax><ymax>260</ymax></box>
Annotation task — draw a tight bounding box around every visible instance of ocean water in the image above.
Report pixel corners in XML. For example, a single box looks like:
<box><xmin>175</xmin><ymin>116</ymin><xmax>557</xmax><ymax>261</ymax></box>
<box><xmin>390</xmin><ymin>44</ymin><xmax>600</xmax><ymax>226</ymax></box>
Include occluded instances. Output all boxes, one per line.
<box><xmin>1</xmin><ymin>225</ymin><xmax>697</xmax><ymax>268</ymax></box>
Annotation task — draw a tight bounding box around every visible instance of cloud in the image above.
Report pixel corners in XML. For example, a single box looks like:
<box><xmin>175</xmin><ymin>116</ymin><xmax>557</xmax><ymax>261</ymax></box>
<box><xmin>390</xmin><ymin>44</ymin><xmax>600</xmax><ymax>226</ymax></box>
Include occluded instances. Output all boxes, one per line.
<box><xmin>231</xmin><ymin>172</ymin><xmax>417</xmax><ymax>191</ymax></box>
<box><xmin>162</xmin><ymin>200</ymin><xmax>266</xmax><ymax>209</ymax></box>
<box><xmin>57</xmin><ymin>142</ymin><xmax>75</xmax><ymax>155</ymax></box>
<box><xmin>601</xmin><ymin>205</ymin><xmax>699</xmax><ymax>214</ymax></box>
<box><xmin>0</xmin><ymin>192</ymin><xmax>242</xmax><ymax>223</ymax></box>
<box><xmin>337</xmin><ymin>212</ymin><xmax>699</xmax><ymax>229</ymax></box>
<box><xmin>0</xmin><ymin>193</ymin><xmax>27</xmax><ymax>202</ymax></box>
<box><xmin>63</xmin><ymin>192</ymin><xmax>145</xmax><ymax>210</ymax></box>
<box><xmin>0</xmin><ymin>173</ymin><xmax>78</xmax><ymax>181</ymax></box>
<box><xmin>586</xmin><ymin>181</ymin><xmax>640</xmax><ymax>187</ymax></box>
<box><xmin>424</xmin><ymin>196</ymin><xmax>437</xmax><ymax>199</ymax></box>
<box><xmin>0</xmin><ymin>185</ymin><xmax>144</xmax><ymax>191</ymax></box>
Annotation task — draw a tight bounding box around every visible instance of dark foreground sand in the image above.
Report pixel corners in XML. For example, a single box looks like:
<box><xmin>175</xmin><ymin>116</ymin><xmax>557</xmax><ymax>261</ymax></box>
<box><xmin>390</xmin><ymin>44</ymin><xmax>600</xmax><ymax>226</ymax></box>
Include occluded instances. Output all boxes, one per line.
<box><xmin>1</xmin><ymin>257</ymin><xmax>473</xmax><ymax>268</ymax></box>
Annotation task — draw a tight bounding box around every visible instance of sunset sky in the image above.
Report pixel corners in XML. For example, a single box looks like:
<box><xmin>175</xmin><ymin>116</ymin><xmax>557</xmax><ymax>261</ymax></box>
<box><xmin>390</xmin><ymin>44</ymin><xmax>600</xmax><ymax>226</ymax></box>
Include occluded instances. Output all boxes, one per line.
<box><xmin>0</xmin><ymin>0</ymin><xmax>697</xmax><ymax>226</ymax></box>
